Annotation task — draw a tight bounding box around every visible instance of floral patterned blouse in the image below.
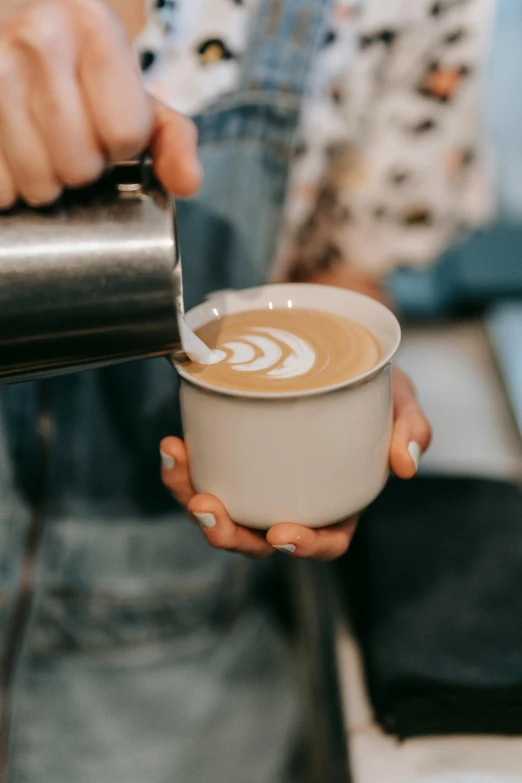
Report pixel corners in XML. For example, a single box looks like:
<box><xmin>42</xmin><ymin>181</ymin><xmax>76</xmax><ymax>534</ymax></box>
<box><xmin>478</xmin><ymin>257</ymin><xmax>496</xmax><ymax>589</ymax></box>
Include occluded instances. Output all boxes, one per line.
<box><xmin>135</xmin><ymin>0</ymin><xmax>493</xmax><ymax>281</ymax></box>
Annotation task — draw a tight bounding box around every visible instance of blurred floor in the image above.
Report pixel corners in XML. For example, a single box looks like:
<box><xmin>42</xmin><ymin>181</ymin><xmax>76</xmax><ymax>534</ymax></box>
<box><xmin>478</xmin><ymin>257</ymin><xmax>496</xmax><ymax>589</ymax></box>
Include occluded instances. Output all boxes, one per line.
<box><xmin>337</xmin><ymin>320</ymin><xmax>522</xmax><ymax>782</ymax></box>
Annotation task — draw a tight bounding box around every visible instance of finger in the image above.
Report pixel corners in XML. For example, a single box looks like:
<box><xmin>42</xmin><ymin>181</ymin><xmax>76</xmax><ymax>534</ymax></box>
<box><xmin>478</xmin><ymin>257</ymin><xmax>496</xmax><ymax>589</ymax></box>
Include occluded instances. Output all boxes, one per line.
<box><xmin>0</xmin><ymin>148</ymin><xmax>17</xmax><ymax>210</ymax></box>
<box><xmin>18</xmin><ymin>21</ymin><xmax>103</xmax><ymax>187</ymax></box>
<box><xmin>390</xmin><ymin>368</ymin><xmax>432</xmax><ymax>479</ymax></box>
<box><xmin>0</xmin><ymin>42</ymin><xmax>60</xmax><ymax>205</ymax></box>
<box><xmin>9</xmin><ymin>1</ymin><xmax>103</xmax><ymax>189</ymax></box>
<box><xmin>187</xmin><ymin>494</ymin><xmax>274</xmax><ymax>559</ymax></box>
<box><xmin>77</xmin><ymin>1</ymin><xmax>154</xmax><ymax>161</ymax></box>
<box><xmin>159</xmin><ymin>437</ymin><xmax>196</xmax><ymax>507</ymax></box>
<box><xmin>151</xmin><ymin>100</ymin><xmax>203</xmax><ymax>198</ymax></box>
<box><xmin>266</xmin><ymin>517</ymin><xmax>358</xmax><ymax>561</ymax></box>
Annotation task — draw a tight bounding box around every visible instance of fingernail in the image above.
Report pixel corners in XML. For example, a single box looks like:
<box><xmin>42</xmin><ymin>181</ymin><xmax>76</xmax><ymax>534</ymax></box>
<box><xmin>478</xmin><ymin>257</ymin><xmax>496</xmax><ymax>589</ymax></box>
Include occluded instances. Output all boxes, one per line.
<box><xmin>160</xmin><ymin>451</ymin><xmax>175</xmax><ymax>470</ymax></box>
<box><xmin>194</xmin><ymin>512</ymin><xmax>216</xmax><ymax>530</ymax></box>
<box><xmin>273</xmin><ymin>544</ymin><xmax>296</xmax><ymax>554</ymax></box>
<box><xmin>408</xmin><ymin>441</ymin><xmax>421</xmax><ymax>472</ymax></box>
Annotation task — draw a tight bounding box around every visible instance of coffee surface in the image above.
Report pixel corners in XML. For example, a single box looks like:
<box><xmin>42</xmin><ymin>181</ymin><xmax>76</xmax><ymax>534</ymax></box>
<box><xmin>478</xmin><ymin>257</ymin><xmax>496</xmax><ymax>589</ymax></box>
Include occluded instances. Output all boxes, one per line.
<box><xmin>182</xmin><ymin>308</ymin><xmax>380</xmax><ymax>393</ymax></box>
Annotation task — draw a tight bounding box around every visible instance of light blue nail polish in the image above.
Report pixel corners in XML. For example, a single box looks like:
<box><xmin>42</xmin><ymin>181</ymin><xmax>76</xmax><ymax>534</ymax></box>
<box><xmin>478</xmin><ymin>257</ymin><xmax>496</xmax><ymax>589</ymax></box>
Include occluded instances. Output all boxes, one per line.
<box><xmin>273</xmin><ymin>544</ymin><xmax>296</xmax><ymax>554</ymax></box>
<box><xmin>407</xmin><ymin>441</ymin><xmax>421</xmax><ymax>472</ymax></box>
<box><xmin>160</xmin><ymin>451</ymin><xmax>175</xmax><ymax>470</ymax></box>
<box><xmin>194</xmin><ymin>512</ymin><xmax>216</xmax><ymax>530</ymax></box>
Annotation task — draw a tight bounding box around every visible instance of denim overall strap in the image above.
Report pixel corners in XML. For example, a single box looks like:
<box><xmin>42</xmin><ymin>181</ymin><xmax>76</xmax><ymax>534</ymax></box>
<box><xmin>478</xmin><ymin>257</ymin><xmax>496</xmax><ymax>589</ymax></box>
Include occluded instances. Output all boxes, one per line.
<box><xmin>195</xmin><ymin>0</ymin><xmax>333</xmax><ymax>157</ymax></box>
<box><xmin>238</xmin><ymin>0</ymin><xmax>333</xmax><ymax>107</ymax></box>
<box><xmin>182</xmin><ymin>0</ymin><xmax>334</xmax><ymax>302</ymax></box>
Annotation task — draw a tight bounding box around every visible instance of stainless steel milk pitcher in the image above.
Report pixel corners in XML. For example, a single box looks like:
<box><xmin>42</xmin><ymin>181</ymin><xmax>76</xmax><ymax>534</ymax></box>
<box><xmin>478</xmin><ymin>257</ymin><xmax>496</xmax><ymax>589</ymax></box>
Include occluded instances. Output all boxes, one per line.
<box><xmin>0</xmin><ymin>159</ymin><xmax>183</xmax><ymax>384</ymax></box>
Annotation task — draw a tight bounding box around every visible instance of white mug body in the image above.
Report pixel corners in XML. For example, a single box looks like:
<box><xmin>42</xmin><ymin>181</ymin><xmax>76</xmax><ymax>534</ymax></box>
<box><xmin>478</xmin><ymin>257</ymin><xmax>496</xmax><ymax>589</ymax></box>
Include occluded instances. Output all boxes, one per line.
<box><xmin>176</xmin><ymin>284</ymin><xmax>401</xmax><ymax>530</ymax></box>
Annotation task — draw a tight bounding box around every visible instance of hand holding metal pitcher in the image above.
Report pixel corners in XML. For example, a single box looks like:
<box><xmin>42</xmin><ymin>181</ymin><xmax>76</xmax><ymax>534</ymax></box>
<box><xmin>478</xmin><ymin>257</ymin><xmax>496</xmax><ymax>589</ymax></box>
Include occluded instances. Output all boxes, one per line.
<box><xmin>0</xmin><ymin>0</ymin><xmax>202</xmax><ymax>383</ymax></box>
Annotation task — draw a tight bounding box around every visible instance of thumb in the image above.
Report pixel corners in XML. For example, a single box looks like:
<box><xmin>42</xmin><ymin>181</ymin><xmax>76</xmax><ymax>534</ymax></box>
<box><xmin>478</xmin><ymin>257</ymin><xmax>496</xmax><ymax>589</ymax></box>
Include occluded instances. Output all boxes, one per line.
<box><xmin>150</xmin><ymin>99</ymin><xmax>203</xmax><ymax>198</ymax></box>
<box><xmin>390</xmin><ymin>367</ymin><xmax>432</xmax><ymax>479</ymax></box>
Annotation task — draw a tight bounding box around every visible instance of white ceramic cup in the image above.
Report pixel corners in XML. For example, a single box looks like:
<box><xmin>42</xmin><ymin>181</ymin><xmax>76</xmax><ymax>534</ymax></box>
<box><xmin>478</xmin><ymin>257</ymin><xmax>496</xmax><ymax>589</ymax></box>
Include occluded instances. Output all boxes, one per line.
<box><xmin>176</xmin><ymin>283</ymin><xmax>401</xmax><ymax>530</ymax></box>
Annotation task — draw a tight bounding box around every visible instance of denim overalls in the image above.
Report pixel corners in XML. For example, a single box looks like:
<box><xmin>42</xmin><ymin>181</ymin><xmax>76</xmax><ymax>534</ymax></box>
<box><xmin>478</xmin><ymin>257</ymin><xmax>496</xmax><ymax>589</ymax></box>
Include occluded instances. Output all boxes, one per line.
<box><xmin>0</xmin><ymin>2</ymin><xmax>331</xmax><ymax>781</ymax></box>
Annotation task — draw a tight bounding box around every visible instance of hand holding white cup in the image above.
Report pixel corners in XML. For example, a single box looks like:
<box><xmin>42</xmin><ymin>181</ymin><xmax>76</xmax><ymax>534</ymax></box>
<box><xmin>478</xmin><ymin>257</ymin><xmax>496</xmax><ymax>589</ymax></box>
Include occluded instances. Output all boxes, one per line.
<box><xmin>161</xmin><ymin>284</ymin><xmax>432</xmax><ymax>560</ymax></box>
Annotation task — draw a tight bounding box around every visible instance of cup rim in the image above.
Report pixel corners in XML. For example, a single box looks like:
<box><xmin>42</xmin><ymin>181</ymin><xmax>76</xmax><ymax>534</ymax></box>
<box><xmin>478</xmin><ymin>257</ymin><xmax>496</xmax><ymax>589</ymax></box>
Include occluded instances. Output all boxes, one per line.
<box><xmin>175</xmin><ymin>283</ymin><xmax>401</xmax><ymax>400</ymax></box>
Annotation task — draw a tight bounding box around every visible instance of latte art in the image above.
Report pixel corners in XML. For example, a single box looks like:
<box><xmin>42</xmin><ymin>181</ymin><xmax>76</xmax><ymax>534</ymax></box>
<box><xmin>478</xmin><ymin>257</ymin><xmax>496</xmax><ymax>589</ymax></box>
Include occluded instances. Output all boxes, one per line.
<box><xmin>183</xmin><ymin>308</ymin><xmax>381</xmax><ymax>394</ymax></box>
<box><xmin>205</xmin><ymin>326</ymin><xmax>317</xmax><ymax>378</ymax></box>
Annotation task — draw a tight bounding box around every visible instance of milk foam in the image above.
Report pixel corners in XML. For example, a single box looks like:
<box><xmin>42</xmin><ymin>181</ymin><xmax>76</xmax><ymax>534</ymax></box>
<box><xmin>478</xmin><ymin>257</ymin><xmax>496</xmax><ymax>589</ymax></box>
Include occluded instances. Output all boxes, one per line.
<box><xmin>183</xmin><ymin>308</ymin><xmax>380</xmax><ymax>394</ymax></box>
<box><xmin>206</xmin><ymin>327</ymin><xmax>316</xmax><ymax>379</ymax></box>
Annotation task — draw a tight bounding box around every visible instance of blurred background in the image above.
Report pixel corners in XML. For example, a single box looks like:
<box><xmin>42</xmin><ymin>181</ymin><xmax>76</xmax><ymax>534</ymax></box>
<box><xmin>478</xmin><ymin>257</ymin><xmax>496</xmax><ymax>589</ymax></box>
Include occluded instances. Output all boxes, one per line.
<box><xmin>301</xmin><ymin>3</ymin><xmax>522</xmax><ymax>779</ymax></box>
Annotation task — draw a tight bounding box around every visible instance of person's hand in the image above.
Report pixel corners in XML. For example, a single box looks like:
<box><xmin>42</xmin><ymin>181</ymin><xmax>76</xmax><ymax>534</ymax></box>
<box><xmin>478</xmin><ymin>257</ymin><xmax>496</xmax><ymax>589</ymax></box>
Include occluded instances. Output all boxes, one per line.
<box><xmin>160</xmin><ymin>366</ymin><xmax>431</xmax><ymax>561</ymax></box>
<box><xmin>0</xmin><ymin>0</ymin><xmax>201</xmax><ymax>209</ymax></box>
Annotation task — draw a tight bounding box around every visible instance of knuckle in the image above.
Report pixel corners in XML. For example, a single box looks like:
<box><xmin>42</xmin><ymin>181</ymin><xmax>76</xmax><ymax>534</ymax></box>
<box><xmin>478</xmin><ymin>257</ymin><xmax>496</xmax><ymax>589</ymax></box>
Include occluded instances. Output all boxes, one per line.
<box><xmin>78</xmin><ymin>0</ymin><xmax>114</xmax><ymax>30</ymax></box>
<box><xmin>165</xmin><ymin>482</ymin><xmax>179</xmax><ymax>499</ymax></box>
<box><xmin>161</xmin><ymin>471</ymin><xmax>172</xmax><ymax>487</ymax></box>
<box><xmin>22</xmin><ymin>184</ymin><xmax>62</xmax><ymax>208</ymax></box>
<box><xmin>177</xmin><ymin>112</ymin><xmax>199</xmax><ymax>145</ymax></box>
<box><xmin>61</xmin><ymin>154</ymin><xmax>104</xmax><ymax>188</ymax></box>
<box><xmin>10</xmin><ymin>4</ymin><xmax>67</xmax><ymax>61</ymax></box>
<box><xmin>106</xmin><ymin>120</ymin><xmax>150</xmax><ymax>162</ymax></box>
<box><xmin>207</xmin><ymin>534</ymin><xmax>232</xmax><ymax>552</ymax></box>
<box><xmin>0</xmin><ymin>166</ymin><xmax>17</xmax><ymax>209</ymax></box>
<box><xmin>424</xmin><ymin>422</ymin><xmax>433</xmax><ymax>447</ymax></box>
<box><xmin>207</xmin><ymin>539</ymin><xmax>223</xmax><ymax>551</ymax></box>
<box><xmin>77</xmin><ymin>0</ymin><xmax>126</xmax><ymax>46</ymax></box>
<box><xmin>417</xmin><ymin>416</ymin><xmax>432</xmax><ymax>444</ymax></box>
<box><xmin>0</xmin><ymin>45</ymin><xmax>18</xmax><ymax>94</ymax></box>
<box><xmin>0</xmin><ymin>190</ymin><xmax>17</xmax><ymax>211</ymax></box>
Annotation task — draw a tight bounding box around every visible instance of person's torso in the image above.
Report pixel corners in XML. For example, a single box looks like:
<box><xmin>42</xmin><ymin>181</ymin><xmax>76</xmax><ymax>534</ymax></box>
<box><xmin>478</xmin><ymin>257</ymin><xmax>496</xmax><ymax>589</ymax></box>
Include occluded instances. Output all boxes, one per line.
<box><xmin>0</xmin><ymin>0</ymin><xmax>332</xmax><ymax>761</ymax></box>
